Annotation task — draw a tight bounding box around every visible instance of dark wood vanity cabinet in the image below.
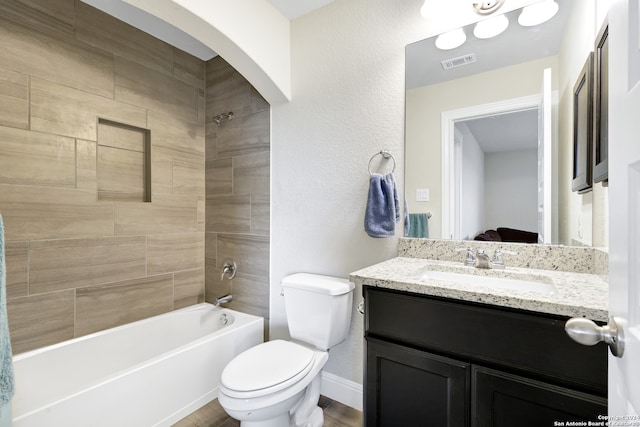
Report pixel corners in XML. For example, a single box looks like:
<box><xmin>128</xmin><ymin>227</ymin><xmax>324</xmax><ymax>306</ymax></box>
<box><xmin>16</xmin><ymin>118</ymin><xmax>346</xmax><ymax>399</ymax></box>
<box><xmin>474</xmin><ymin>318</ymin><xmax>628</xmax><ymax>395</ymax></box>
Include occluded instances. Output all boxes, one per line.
<box><xmin>366</xmin><ymin>338</ymin><xmax>471</xmax><ymax>425</ymax></box>
<box><xmin>363</xmin><ymin>287</ymin><xmax>607</xmax><ymax>427</ymax></box>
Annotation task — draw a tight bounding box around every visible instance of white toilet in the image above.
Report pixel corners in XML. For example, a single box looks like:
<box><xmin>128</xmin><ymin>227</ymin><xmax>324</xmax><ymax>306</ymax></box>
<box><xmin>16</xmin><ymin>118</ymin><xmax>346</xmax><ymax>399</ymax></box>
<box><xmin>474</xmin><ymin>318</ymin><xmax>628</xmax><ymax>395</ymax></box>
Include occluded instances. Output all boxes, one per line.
<box><xmin>218</xmin><ymin>273</ymin><xmax>355</xmax><ymax>427</ymax></box>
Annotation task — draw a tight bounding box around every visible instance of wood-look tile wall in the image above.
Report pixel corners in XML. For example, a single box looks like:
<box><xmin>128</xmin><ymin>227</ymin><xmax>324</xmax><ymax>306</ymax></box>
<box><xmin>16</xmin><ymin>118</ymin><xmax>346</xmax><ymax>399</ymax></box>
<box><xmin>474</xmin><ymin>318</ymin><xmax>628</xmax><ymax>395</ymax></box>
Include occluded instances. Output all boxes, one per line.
<box><xmin>1</xmin><ymin>0</ymin><xmax>206</xmax><ymax>354</ymax></box>
<box><xmin>97</xmin><ymin>120</ymin><xmax>150</xmax><ymax>202</ymax></box>
<box><xmin>205</xmin><ymin>57</ymin><xmax>270</xmax><ymax>335</ymax></box>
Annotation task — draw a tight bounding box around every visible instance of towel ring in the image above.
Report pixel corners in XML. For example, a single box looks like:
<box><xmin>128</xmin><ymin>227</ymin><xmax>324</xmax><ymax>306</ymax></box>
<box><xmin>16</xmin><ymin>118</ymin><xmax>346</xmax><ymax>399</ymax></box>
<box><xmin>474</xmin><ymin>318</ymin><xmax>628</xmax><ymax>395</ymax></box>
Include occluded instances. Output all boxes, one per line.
<box><xmin>368</xmin><ymin>150</ymin><xmax>396</xmax><ymax>175</ymax></box>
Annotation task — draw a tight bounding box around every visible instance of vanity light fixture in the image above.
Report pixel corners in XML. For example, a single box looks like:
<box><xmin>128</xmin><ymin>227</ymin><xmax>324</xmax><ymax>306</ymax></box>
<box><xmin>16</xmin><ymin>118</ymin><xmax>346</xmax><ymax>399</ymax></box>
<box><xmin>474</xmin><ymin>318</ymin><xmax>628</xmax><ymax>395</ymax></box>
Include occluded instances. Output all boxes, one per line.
<box><xmin>419</xmin><ymin>0</ymin><xmax>429</xmax><ymax>18</ymax></box>
<box><xmin>517</xmin><ymin>0</ymin><xmax>559</xmax><ymax>27</ymax></box>
<box><xmin>435</xmin><ymin>28</ymin><xmax>467</xmax><ymax>50</ymax></box>
<box><xmin>473</xmin><ymin>13</ymin><xmax>509</xmax><ymax>39</ymax></box>
<box><xmin>420</xmin><ymin>0</ymin><xmax>505</xmax><ymax>18</ymax></box>
<box><xmin>472</xmin><ymin>0</ymin><xmax>506</xmax><ymax>15</ymax></box>
<box><xmin>427</xmin><ymin>0</ymin><xmax>558</xmax><ymax>50</ymax></box>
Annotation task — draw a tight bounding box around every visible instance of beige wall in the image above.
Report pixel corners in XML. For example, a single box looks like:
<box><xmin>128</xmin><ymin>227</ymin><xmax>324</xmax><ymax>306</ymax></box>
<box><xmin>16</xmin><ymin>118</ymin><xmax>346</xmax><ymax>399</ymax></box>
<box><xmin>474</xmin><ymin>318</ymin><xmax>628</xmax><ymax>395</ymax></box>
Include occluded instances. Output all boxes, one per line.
<box><xmin>204</xmin><ymin>56</ymin><xmax>271</xmax><ymax>334</ymax></box>
<box><xmin>557</xmin><ymin>0</ymin><xmax>611</xmax><ymax>247</ymax></box>
<box><xmin>1</xmin><ymin>0</ymin><xmax>210</xmax><ymax>354</ymax></box>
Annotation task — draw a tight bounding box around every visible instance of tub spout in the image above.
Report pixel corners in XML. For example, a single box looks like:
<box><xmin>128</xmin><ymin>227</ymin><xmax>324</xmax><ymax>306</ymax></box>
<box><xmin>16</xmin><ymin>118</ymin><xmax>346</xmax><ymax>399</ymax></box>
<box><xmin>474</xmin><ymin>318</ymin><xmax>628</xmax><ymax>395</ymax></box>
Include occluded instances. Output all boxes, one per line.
<box><xmin>214</xmin><ymin>294</ymin><xmax>233</xmax><ymax>306</ymax></box>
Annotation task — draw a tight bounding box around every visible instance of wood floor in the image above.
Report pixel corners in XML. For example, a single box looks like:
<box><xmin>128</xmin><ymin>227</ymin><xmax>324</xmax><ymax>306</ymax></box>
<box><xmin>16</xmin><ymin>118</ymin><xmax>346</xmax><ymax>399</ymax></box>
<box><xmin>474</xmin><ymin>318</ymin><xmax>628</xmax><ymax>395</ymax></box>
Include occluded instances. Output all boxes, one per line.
<box><xmin>173</xmin><ymin>395</ymin><xmax>363</xmax><ymax>427</ymax></box>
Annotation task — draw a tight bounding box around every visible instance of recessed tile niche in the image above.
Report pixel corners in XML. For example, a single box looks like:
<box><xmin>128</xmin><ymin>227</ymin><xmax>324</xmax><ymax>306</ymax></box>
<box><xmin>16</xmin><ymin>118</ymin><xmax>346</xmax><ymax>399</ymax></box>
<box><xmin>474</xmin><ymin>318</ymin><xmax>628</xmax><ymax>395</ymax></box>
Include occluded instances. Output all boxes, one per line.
<box><xmin>97</xmin><ymin>119</ymin><xmax>151</xmax><ymax>202</ymax></box>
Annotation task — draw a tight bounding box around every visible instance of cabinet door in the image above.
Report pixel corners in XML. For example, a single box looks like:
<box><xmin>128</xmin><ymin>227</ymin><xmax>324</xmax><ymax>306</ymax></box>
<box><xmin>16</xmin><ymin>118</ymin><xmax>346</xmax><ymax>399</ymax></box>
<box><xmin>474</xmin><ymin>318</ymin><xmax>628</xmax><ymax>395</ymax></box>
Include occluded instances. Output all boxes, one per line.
<box><xmin>365</xmin><ymin>338</ymin><xmax>470</xmax><ymax>427</ymax></box>
<box><xmin>472</xmin><ymin>366</ymin><xmax>607</xmax><ymax>427</ymax></box>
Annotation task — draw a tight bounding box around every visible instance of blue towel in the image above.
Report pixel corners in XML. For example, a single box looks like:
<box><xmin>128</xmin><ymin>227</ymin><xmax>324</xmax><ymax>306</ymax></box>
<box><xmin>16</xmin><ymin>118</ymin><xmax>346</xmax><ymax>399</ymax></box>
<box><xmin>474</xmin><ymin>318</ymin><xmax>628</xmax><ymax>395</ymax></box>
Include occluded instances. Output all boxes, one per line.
<box><xmin>0</xmin><ymin>214</ymin><xmax>14</xmax><ymax>407</ymax></box>
<box><xmin>365</xmin><ymin>173</ymin><xmax>400</xmax><ymax>238</ymax></box>
<box><xmin>408</xmin><ymin>213</ymin><xmax>430</xmax><ymax>238</ymax></box>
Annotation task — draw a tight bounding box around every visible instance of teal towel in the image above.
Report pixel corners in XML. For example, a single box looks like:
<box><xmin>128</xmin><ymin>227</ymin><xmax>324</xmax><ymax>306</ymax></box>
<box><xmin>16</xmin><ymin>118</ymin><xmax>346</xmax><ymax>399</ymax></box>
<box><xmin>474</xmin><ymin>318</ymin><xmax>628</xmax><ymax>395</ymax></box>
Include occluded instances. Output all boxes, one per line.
<box><xmin>0</xmin><ymin>214</ymin><xmax>14</xmax><ymax>407</ymax></box>
<box><xmin>408</xmin><ymin>213</ymin><xmax>430</xmax><ymax>238</ymax></box>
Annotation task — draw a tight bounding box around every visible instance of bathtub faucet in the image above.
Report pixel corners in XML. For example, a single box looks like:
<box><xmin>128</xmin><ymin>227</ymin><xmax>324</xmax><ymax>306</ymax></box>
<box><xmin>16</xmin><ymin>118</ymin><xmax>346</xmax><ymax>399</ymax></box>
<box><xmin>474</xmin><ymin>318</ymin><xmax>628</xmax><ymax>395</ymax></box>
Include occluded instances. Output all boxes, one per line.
<box><xmin>220</xmin><ymin>258</ymin><xmax>237</xmax><ymax>280</ymax></box>
<box><xmin>214</xmin><ymin>294</ymin><xmax>233</xmax><ymax>307</ymax></box>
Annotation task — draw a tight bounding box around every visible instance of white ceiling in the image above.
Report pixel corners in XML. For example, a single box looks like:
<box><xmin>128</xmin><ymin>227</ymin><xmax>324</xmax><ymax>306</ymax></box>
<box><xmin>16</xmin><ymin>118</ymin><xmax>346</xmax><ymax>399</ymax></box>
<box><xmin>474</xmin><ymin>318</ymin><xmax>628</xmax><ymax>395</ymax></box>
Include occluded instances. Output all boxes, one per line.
<box><xmin>81</xmin><ymin>0</ymin><xmax>334</xmax><ymax>60</ymax></box>
<box><xmin>268</xmin><ymin>0</ymin><xmax>334</xmax><ymax>20</ymax></box>
<box><xmin>460</xmin><ymin>109</ymin><xmax>539</xmax><ymax>153</ymax></box>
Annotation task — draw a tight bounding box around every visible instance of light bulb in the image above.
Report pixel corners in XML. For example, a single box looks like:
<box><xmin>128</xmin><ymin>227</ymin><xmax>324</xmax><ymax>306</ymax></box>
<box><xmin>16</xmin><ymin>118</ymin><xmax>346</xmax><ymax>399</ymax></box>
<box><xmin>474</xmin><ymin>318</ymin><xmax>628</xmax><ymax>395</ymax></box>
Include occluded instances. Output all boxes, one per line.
<box><xmin>435</xmin><ymin>28</ymin><xmax>467</xmax><ymax>50</ymax></box>
<box><xmin>420</xmin><ymin>0</ymin><xmax>429</xmax><ymax>17</ymax></box>
<box><xmin>474</xmin><ymin>14</ymin><xmax>509</xmax><ymax>39</ymax></box>
<box><xmin>518</xmin><ymin>0</ymin><xmax>559</xmax><ymax>27</ymax></box>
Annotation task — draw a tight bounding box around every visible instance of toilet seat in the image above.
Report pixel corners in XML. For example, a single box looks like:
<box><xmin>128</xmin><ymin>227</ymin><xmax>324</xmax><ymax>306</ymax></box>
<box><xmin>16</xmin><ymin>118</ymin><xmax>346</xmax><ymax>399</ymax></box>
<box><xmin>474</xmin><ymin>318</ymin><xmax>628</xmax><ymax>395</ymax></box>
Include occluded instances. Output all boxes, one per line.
<box><xmin>220</xmin><ymin>340</ymin><xmax>315</xmax><ymax>399</ymax></box>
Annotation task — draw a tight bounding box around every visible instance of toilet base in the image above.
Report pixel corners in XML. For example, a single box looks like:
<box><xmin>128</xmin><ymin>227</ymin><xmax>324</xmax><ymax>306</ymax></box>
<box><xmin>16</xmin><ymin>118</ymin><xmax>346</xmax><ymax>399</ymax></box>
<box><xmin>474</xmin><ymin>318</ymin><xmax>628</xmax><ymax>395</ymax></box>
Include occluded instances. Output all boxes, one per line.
<box><xmin>237</xmin><ymin>406</ymin><xmax>323</xmax><ymax>427</ymax></box>
<box><xmin>291</xmin><ymin>375</ymin><xmax>323</xmax><ymax>427</ymax></box>
<box><xmin>239</xmin><ymin>413</ymin><xmax>291</xmax><ymax>427</ymax></box>
<box><xmin>222</xmin><ymin>390</ymin><xmax>303</xmax><ymax>426</ymax></box>
<box><xmin>306</xmin><ymin>406</ymin><xmax>323</xmax><ymax>427</ymax></box>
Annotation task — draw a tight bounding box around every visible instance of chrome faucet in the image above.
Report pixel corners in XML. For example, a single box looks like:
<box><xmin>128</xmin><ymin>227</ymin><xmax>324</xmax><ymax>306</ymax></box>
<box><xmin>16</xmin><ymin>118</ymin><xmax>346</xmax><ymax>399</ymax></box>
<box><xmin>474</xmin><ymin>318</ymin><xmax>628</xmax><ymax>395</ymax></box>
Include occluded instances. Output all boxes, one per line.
<box><xmin>455</xmin><ymin>247</ymin><xmax>476</xmax><ymax>266</ymax></box>
<box><xmin>475</xmin><ymin>249</ymin><xmax>491</xmax><ymax>269</ymax></box>
<box><xmin>490</xmin><ymin>249</ymin><xmax>517</xmax><ymax>269</ymax></box>
<box><xmin>456</xmin><ymin>247</ymin><xmax>518</xmax><ymax>269</ymax></box>
<box><xmin>214</xmin><ymin>294</ymin><xmax>233</xmax><ymax>306</ymax></box>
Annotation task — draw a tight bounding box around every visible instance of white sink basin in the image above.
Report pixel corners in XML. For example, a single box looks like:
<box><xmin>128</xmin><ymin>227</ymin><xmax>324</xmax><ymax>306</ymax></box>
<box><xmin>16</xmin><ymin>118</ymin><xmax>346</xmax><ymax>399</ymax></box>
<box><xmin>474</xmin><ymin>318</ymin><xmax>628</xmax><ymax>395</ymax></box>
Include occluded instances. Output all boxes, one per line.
<box><xmin>420</xmin><ymin>270</ymin><xmax>556</xmax><ymax>295</ymax></box>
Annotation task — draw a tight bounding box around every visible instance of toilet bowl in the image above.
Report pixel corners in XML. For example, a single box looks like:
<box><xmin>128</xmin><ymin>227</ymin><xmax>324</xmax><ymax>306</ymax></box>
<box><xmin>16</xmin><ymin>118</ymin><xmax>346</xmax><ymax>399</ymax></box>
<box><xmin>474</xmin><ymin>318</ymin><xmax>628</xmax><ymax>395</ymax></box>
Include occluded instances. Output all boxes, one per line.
<box><xmin>218</xmin><ymin>340</ymin><xmax>328</xmax><ymax>427</ymax></box>
<box><xmin>218</xmin><ymin>273</ymin><xmax>354</xmax><ymax>427</ymax></box>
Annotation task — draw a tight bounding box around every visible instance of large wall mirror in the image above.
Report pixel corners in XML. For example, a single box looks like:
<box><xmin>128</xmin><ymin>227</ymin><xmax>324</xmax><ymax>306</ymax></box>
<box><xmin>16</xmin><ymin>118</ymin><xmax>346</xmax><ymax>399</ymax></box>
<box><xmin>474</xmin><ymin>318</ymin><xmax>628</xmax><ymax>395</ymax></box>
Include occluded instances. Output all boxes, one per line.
<box><xmin>405</xmin><ymin>0</ymin><xmax>609</xmax><ymax>247</ymax></box>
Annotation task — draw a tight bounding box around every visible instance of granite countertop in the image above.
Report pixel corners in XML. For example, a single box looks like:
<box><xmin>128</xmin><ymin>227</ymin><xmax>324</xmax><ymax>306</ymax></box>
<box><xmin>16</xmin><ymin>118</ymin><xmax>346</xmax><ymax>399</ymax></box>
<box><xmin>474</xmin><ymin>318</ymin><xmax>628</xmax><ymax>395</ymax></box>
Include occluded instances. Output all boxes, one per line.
<box><xmin>350</xmin><ymin>257</ymin><xmax>608</xmax><ymax>322</ymax></box>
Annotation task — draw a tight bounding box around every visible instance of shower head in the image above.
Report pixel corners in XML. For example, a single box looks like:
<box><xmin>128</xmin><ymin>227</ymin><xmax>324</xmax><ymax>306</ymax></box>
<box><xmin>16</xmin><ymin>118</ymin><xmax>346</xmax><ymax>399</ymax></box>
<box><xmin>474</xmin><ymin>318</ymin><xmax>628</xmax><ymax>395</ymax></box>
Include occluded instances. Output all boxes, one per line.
<box><xmin>212</xmin><ymin>111</ymin><xmax>234</xmax><ymax>125</ymax></box>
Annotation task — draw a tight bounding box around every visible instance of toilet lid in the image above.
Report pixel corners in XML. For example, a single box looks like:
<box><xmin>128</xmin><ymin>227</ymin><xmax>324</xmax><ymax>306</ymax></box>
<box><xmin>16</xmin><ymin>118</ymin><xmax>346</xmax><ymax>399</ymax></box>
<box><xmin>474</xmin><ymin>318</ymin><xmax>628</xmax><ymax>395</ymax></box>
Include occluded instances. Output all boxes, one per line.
<box><xmin>221</xmin><ymin>340</ymin><xmax>315</xmax><ymax>394</ymax></box>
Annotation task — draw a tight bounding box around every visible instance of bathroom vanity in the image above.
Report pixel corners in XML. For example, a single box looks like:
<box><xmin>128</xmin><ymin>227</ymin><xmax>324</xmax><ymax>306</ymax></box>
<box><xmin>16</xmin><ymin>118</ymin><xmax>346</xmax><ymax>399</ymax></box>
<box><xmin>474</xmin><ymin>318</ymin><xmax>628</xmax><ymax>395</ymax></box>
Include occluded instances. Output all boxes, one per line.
<box><xmin>351</xmin><ymin>241</ymin><xmax>609</xmax><ymax>427</ymax></box>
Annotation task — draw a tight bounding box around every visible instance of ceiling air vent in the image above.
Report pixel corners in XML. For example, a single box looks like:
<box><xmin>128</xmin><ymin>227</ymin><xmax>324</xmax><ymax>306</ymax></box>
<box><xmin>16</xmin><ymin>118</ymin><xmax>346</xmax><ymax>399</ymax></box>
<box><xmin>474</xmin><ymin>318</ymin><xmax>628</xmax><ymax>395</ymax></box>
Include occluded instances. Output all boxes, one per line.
<box><xmin>441</xmin><ymin>53</ymin><xmax>477</xmax><ymax>70</ymax></box>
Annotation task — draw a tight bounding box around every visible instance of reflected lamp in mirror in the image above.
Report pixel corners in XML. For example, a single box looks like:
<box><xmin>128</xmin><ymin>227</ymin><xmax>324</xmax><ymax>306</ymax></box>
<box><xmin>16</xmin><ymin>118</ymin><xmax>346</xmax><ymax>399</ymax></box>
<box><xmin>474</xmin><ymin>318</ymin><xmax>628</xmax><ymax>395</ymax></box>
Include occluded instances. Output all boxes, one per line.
<box><xmin>474</xmin><ymin>14</ymin><xmax>509</xmax><ymax>39</ymax></box>
<box><xmin>436</xmin><ymin>28</ymin><xmax>467</xmax><ymax>50</ymax></box>
<box><xmin>518</xmin><ymin>0</ymin><xmax>559</xmax><ymax>27</ymax></box>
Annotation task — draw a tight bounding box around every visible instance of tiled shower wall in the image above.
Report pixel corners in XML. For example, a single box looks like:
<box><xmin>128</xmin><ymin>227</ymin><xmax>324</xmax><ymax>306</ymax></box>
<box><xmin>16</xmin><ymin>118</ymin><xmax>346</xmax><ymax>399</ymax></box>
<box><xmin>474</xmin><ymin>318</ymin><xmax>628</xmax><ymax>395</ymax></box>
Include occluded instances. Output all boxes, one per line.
<box><xmin>0</xmin><ymin>0</ymin><xmax>242</xmax><ymax>355</ymax></box>
<box><xmin>204</xmin><ymin>57</ymin><xmax>271</xmax><ymax>334</ymax></box>
<box><xmin>1</xmin><ymin>0</ymin><xmax>207</xmax><ymax>354</ymax></box>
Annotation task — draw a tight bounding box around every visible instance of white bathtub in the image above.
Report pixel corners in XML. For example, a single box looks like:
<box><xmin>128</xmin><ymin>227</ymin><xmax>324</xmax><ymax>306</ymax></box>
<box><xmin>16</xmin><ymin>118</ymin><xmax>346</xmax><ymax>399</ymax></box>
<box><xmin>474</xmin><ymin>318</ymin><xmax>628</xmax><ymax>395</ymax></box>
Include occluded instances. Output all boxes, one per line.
<box><xmin>11</xmin><ymin>303</ymin><xmax>263</xmax><ymax>427</ymax></box>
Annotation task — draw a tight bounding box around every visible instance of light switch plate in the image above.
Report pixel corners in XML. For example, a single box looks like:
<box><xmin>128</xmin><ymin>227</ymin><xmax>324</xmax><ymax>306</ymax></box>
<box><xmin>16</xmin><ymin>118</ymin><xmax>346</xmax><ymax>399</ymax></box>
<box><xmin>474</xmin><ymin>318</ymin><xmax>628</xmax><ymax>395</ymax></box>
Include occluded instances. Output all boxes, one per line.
<box><xmin>416</xmin><ymin>188</ymin><xmax>430</xmax><ymax>202</ymax></box>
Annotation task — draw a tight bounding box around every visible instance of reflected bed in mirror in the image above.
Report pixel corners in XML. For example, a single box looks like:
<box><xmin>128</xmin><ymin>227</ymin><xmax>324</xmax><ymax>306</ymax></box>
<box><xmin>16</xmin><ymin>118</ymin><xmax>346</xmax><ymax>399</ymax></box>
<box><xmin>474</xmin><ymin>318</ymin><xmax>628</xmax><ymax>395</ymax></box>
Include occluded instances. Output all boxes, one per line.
<box><xmin>405</xmin><ymin>0</ymin><xmax>608</xmax><ymax>247</ymax></box>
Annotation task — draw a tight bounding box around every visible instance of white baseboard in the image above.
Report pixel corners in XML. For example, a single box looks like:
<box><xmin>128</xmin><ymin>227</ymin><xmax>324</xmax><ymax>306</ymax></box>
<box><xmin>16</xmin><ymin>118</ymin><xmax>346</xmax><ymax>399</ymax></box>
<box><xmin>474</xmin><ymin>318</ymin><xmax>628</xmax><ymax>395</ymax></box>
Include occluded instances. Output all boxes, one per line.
<box><xmin>320</xmin><ymin>371</ymin><xmax>363</xmax><ymax>411</ymax></box>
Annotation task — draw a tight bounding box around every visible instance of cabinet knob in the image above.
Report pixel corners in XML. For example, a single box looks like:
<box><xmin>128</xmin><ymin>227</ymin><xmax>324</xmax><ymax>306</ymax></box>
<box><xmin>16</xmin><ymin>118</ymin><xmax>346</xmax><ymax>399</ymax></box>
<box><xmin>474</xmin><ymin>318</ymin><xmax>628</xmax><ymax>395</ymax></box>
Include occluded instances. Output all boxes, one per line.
<box><xmin>565</xmin><ymin>316</ymin><xmax>624</xmax><ymax>358</ymax></box>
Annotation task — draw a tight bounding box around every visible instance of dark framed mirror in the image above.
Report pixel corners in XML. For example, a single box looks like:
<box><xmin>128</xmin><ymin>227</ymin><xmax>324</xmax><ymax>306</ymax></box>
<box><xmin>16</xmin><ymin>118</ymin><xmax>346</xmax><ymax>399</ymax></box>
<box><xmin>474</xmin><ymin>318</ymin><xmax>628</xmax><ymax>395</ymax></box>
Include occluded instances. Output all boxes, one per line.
<box><xmin>593</xmin><ymin>19</ymin><xmax>609</xmax><ymax>184</ymax></box>
<box><xmin>572</xmin><ymin>52</ymin><xmax>593</xmax><ymax>194</ymax></box>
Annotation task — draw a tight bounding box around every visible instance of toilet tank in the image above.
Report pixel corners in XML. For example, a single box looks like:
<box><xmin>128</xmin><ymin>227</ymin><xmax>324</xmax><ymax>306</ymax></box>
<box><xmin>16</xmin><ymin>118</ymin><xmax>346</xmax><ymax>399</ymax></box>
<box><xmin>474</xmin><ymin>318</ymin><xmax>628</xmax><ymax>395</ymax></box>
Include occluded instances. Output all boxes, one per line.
<box><xmin>282</xmin><ymin>273</ymin><xmax>355</xmax><ymax>351</ymax></box>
